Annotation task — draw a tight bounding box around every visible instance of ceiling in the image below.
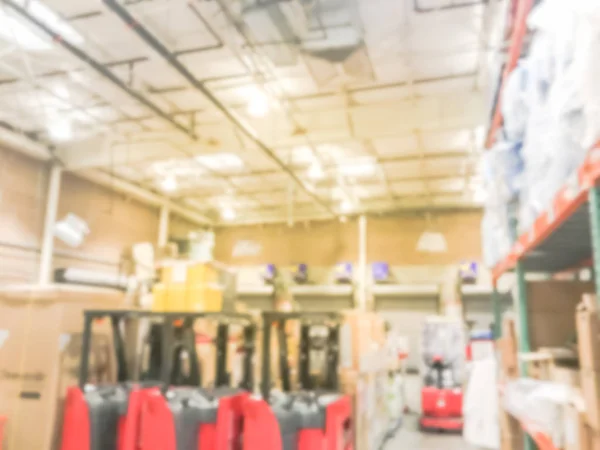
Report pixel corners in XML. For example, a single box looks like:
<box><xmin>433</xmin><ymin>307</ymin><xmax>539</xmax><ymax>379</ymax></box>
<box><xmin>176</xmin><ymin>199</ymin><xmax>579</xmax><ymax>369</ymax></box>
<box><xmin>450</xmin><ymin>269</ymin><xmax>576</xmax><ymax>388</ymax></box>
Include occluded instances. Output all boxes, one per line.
<box><xmin>0</xmin><ymin>0</ymin><xmax>505</xmax><ymax>225</ymax></box>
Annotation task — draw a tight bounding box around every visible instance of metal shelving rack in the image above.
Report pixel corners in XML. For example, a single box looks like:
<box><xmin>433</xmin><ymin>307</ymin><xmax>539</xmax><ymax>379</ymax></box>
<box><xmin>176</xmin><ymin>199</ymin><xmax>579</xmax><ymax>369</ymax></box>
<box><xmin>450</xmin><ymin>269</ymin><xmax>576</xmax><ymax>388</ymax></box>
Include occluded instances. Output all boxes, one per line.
<box><xmin>486</xmin><ymin>0</ymin><xmax>600</xmax><ymax>448</ymax></box>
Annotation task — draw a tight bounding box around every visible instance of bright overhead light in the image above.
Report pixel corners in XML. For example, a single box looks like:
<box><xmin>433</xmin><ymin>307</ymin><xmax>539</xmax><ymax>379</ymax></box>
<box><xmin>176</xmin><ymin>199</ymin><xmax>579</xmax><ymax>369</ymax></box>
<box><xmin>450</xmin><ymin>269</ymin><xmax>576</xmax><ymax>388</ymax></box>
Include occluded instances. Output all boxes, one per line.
<box><xmin>0</xmin><ymin>1</ymin><xmax>84</xmax><ymax>51</ymax></box>
<box><xmin>29</xmin><ymin>0</ymin><xmax>84</xmax><ymax>45</ymax></box>
<box><xmin>247</xmin><ymin>89</ymin><xmax>270</xmax><ymax>118</ymax></box>
<box><xmin>340</xmin><ymin>199</ymin><xmax>353</xmax><ymax>213</ymax></box>
<box><xmin>308</xmin><ymin>162</ymin><xmax>324</xmax><ymax>180</ymax></box>
<box><xmin>48</xmin><ymin>120</ymin><xmax>72</xmax><ymax>141</ymax></box>
<box><xmin>0</xmin><ymin>13</ymin><xmax>50</xmax><ymax>51</ymax></box>
<box><xmin>196</xmin><ymin>153</ymin><xmax>244</xmax><ymax>170</ymax></box>
<box><xmin>53</xmin><ymin>84</ymin><xmax>70</xmax><ymax>99</ymax></box>
<box><xmin>160</xmin><ymin>175</ymin><xmax>178</xmax><ymax>193</ymax></box>
<box><xmin>339</xmin><ymin>159</ymin><xmax>377</xmax><ymax>177</ymax></box>
<box><xmin>221</xmin><ymin>206</ymin><xmax>236</xmax><ymax>221</ymax></box>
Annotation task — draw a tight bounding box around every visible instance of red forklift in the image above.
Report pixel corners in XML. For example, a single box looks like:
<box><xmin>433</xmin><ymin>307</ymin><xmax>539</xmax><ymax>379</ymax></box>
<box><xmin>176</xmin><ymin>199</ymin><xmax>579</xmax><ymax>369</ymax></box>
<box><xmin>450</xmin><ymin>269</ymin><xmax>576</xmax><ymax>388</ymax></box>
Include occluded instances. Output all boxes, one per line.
<box><xmin>60</xmin><ymin>309</ymin><xmax>256</xmax><ymax>450</ymax></box>
<box><xmin>419</xmin><ymin>317</ymin><xmax>466</xmax><ymax>432</ymax></box>
<box><xmin>243</xmin><ymin>311</ymin><xmax>353</xmax><ymax>450</ymax></box>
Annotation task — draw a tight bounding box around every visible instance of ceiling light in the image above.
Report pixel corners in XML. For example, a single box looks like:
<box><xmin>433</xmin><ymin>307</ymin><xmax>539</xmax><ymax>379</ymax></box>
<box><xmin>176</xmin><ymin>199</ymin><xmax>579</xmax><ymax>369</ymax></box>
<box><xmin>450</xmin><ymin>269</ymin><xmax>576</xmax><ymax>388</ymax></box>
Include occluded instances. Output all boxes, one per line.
<box><xmin>53</xmin><ymin>84</ymin><xmax>70</xmax><ymax>99</ymax></box>
<box><xmin>196</xmin><ymin>153</ymin><xmax>244</xmax><ymax>170</ymax></box>
<box><xmin>48</xmin><ymin>120</ymin><xmax>72</xmax><ymax>141</ymax></box>
<box><xmin>247</xmin><ymin>89</ymin><xmax>270</xmax><ymax>118</ymax></box>
<box><xmin>29</xmin><ymin>0</ymin><xmax>84</xmax><ymax>45</ymax></box>
<box><xmin>417</xmin><ymin>231</ymin><xmax>448</xmax><ymax>253</ymax></box>
<box><xmin>221</xmin><ymin>206</ymin><xmax>236</xmax><ymax>221</ymax></box>
<box><xmin>160</xmin><ymin>176</ymin><xmax>178</xmax><ymax>193</ymax></box>
<box><xmin>308</xmin><ymin>162</ymin><xmax>324</xmax><ymax>180</ymax></box>
<box><xmin>340</xmin><ymin>199</ymin><xmax>353</xmax><ymax>213</ymax></box>
<box><xmin>339</xmin><ymin>160</ymin><xmax>376</xmax><ymax>177</ymax></box>
<box><xmin>0</xmin><ymin>13</ymin><xmax>50</xmax><ymax>51</ymax></box>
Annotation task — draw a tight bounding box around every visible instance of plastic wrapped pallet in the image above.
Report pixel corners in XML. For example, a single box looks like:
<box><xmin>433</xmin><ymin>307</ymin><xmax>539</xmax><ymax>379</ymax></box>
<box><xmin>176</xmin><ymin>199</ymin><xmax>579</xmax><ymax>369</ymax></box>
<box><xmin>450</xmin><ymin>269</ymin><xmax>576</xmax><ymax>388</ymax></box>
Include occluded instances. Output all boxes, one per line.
<box><xmin>503</xmin><ymin>378</ymin><xmax>574</xmax><ymax>448</ymax></box>
<box><xmin>464</xmin><ymin>358</ymin><xmax>501</xmax><ymax>449</ymax></box>
<box><xmin>502</xmin><ymin>62</ymin><xmax>530</xmax><ymax>142</ymax></box>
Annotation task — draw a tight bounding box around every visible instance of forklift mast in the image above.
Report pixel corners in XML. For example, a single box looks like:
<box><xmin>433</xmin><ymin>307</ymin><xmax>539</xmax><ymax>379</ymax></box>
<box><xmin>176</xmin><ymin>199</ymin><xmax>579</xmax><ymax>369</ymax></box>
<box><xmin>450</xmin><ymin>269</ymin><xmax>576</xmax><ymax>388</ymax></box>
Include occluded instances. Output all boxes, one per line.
<box><xmin>260</xmin><ymin>311</ymin><xmax>343</xmax><ymax>401</ymax></box>
<box><xmin>78</xmin><ymin>310</ymin><xmax>256</xmax><ymax>390</ymax></box>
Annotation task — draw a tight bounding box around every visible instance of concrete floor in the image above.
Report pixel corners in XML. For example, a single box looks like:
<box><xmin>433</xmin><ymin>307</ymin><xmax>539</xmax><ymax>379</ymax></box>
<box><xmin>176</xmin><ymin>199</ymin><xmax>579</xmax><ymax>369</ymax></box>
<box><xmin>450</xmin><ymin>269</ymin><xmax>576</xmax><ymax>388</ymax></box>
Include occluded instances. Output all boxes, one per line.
<box><xmin>384</xmin><ymin>374</ymin><xmax>476</xmax><ymax>449</ymax></box>
<box><xmin>385</xmin><ymin>415</ymin><xmax>475</xmax><ymax>450</ymax></box>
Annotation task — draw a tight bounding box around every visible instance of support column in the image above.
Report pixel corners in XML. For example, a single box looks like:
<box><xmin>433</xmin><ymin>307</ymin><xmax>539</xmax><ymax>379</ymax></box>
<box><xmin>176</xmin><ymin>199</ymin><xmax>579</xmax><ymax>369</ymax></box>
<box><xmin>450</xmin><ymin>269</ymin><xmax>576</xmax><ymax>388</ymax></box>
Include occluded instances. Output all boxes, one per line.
<box><xmin>356</xmin><ymin>215</ymin><xmax>367</xmax><ymax>310</ymax></box>
<box><xmin>39</xmin><ymin>164</ymin><xmax>62</xmax><ymax>285</ymax></box>
<box><xmin>158</xmin><ymin>204</ymin><xmax>170</xmax><ymax>247</ymax></box>
<box><xmin>588</xmin><ymin>186</ymin><xmax>600</xmax><ymax>307</ymax></box>
<box><xmin>515</xmin><ymin>260</ymin><xmax>536</xmax><ymax>450</ymax></box>
<box><xmin>492</xmin><ymin>286</ymin><xmax>502</xmax><ymax>339</ymax></box>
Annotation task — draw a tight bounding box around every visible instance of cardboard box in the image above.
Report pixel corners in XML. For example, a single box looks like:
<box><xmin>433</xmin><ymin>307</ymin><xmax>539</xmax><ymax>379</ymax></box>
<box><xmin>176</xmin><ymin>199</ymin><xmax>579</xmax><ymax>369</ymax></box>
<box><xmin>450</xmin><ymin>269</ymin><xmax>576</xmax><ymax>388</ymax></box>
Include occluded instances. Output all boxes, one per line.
<box><xmin>581</xmin><ymin>370</ymin><xmax>600</xmax><ymax>431</ymax></box>
<box><xmin>499</xmin><ymin>317</ymin><xmax>519</xmax><ymax>378</ymax></box>
<box><xmin>500</xmin><ymin>435</ymin><xmax>524</xmax><ymax>450</ymax></box>
<box><xmin>0</xmin><ymin>285</ymin><xmax>124</xmax><ymax>450</ymax></box>
<box><xmin>499</xmin><ymin>407</ymin><xmax>522</xmax><ymax>438</ymax></box>
<box><xmin>577</xmin><ymin>295</ymin><xmax>600</xmax><ymax>371</ymax></box>
<box><xmin>526</xmin><ymin>281</ymin><xmax>593</xmax><ymax>350</ymax></box>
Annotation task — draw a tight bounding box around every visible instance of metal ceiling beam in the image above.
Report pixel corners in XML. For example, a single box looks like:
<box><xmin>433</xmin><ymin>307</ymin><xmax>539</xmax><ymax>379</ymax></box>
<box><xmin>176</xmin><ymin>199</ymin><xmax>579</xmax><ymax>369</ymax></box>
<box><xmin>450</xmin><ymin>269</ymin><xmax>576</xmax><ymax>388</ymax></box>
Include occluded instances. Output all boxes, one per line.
<box><xmin>81</xmin><ymin>169</ymin><xmax>213</xmax><ymax>225</ymax></box>
<box><xmin>1</xmin><ymin>0</ymin><xmax>197</xmax><ymax>140</ymax></box>
<box><xmin>102</xmin><ymin>0</ymin><xmax>336</xmax><ymax>217</ymax></box>
<box><xmin>218</xmin><ymin>204</ymin><xmax>483</xmax><ymax>227</ymax></box>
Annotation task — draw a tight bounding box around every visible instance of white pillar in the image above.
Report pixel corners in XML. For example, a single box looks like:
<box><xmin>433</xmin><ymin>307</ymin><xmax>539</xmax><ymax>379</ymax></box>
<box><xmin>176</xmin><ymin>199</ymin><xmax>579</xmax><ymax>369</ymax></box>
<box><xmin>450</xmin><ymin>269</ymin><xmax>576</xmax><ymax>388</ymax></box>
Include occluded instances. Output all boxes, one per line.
<box><xmin>158</xmin><ymin>204</ymin><xmax>170</xmax><ymax>247</ymax></box>
<box><xmin>357</xmin><ymin>215</ymin><xmax>368</xmax><ymax>310</ymax></box>
<box><xmin>39</xmin><ymin>164</ymin><xmax>62</xmax><ymax>285</ymax></box>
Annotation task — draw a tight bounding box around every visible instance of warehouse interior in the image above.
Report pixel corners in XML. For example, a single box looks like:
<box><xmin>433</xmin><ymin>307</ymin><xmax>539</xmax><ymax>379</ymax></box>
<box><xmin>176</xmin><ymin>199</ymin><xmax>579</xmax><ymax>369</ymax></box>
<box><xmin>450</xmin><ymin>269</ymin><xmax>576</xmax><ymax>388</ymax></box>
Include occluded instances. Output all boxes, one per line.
<box><xmin>0</xmin><ymin>0</ymin><xmax>599</xmax><ymax>449</ymax></box>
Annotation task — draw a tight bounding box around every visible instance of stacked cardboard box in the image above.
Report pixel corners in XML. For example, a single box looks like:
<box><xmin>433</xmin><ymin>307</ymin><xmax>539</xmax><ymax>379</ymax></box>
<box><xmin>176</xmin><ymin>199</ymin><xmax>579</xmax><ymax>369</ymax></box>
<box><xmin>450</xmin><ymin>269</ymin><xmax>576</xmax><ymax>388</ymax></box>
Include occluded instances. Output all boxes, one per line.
<box><xmin>0</xmin><ymin>285</ymin><xmax>125</xmax><ymax>450</ymax></box>
<box><xmin>577</xmin><ymin>294</ymin><xmax>600</xmax><ymax>446</ymax></box>
<box><xmin>499</xmin><ymin>407</ymin><xmax>524</xmax><ymax>450</ymax></box>
<box><xmin>498</xmin><ymin>316</ymin><xmax>519</xmax><ymax>379</ymax></box>
<box><xmin>153</xmin><ymin>261</ymin><xmax>223</xmax><ymax>312</ymax></box>
<box><xmin>338</xmin><ymin>312</ymin><xmax>391</xmax><ymax>450</ymax></box>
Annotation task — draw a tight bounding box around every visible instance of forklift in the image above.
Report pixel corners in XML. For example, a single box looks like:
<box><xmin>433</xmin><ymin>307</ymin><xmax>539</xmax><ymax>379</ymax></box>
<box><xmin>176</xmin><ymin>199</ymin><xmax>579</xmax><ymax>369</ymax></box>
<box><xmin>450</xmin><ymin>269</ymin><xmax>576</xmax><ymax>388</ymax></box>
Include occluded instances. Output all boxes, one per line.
<box><xmin>60</xmin><ymin>309</ymin><xmax>256</xmax><ymax>450</ymax></box>
<box><xmin>243</xmin><ymin>311</ymin><xmax>353</xmax><ymax>450</ymax></box>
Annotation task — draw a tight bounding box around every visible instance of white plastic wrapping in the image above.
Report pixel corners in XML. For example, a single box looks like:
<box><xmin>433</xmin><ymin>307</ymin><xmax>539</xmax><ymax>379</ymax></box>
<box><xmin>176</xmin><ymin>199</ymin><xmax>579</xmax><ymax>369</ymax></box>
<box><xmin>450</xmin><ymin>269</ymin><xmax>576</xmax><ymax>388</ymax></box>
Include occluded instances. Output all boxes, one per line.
<box><xmin>503</xmin><ymin>378</ymin><xmax>574</xmax><ymax>448</ymax></box>
<box><xmin>501</xmin><ymin>62</ymin><xmax>530</xmax><ymax>142</ymax></box>
<box><xmin>463</xmin><ymin>358</ymin><xmax>500</xmax><ymax>449</ymax></box>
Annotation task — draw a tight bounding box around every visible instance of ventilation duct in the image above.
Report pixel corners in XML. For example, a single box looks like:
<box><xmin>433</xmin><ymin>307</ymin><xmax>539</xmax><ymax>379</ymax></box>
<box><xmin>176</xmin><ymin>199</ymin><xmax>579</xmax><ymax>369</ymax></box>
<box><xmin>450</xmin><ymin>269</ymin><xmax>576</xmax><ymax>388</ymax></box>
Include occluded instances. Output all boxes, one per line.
<box><xmin>238</xmin><ymin>0</ymin><xmax>372</xmax><ymax>82</ymax></box>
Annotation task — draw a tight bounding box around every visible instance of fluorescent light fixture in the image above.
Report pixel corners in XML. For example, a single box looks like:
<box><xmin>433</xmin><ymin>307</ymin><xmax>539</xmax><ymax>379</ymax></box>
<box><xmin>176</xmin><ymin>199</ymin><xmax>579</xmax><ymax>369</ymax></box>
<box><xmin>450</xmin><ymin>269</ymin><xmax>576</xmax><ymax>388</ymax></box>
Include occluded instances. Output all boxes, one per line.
<box><xmin>340</xmin><ymin>199</ymin><xmax>353</xmax><ymax>213</ymax></box>
<box><xmin>416</xmin><ymin>231</ymin><xmax>448</xmax><ymax>253</ymax></box>
<box><xmin>339</xmin><ymin>159</ymin><xmax>376</xmax><ymax>177</ymax></box>
<box><xmin>29</xmin><ymin>0</ymin><xmax>84</xmax><ymax>44</ymax></box>
<box><xmin>160</xmin><ymin>175</ymin><xmax>178</xmax><ymax>192</ymax></box>
<box><xmin>0</xmin><ymin>13</ymin><xmax>50</xmax><ymax>51</ymax></box>
<box><xmin>0</xmin><ymin>1</ymin><xmax>84</xmax><ymax>51</ymax></box>
<box><xmin>48</xmin><ymin>120</ymin><xmax>72</xmax><ymax>141</ymax></box>
<box><xmin>247</xmin><ymin>89</ymin><xmax>269</xmax><ymax>118</ymax></box>
<box><xmin>53</xmin><ymin>84</ymin><xmax>70</xmax><ymax>99</ymax></box>
<box><xmin>221</xmin><ymin>206</ymin><xmax>236</xmax><ymax>221</ymax></box>
<box><xmin>196</xmin><ymin>153</ymin><xmax>244</xmax><ymax>170</ymax></box>
<box><xmin>308</xmin><ymin>162</ymin><xmax>324</xmax><ymax>180</ymax></box>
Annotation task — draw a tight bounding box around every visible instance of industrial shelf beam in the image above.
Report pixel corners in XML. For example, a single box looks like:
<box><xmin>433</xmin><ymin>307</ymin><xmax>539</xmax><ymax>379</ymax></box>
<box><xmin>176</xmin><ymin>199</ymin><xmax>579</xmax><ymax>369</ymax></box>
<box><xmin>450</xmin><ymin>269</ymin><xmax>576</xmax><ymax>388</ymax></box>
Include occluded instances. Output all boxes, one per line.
<box><xmin>589</xmin><ymin>186</ymin><xmax>600</xmax><ymax>308</ymax></box>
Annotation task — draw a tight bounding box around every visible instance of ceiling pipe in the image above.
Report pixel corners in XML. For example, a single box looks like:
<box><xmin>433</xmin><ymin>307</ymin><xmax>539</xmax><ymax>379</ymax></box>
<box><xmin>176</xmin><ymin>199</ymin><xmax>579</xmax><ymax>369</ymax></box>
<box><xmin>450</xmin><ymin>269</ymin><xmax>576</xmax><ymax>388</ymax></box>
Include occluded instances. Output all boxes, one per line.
<box><xmin>103</xmin><ymin>0</ymin><xmax>336</xmax><ymax>217</ymax></box>
<box><xmin>1</xmin><ymin>0</ymin><xmax>197</xmax><ymax>141</ymax></box>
